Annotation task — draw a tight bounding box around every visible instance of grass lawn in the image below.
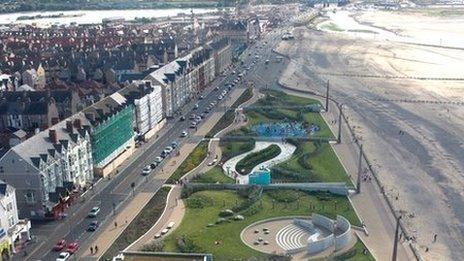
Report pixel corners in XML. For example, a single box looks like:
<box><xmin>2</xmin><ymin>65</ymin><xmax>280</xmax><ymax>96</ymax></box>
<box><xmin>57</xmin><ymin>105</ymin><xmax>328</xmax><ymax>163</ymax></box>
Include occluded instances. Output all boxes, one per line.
<box><xmin>272</xmin><ymin>140</ymin><xmax>352</xmax><ymax>185</ymax></box>
<box><xmin>101</xmin><ymin>187</ymin><xmax>170</xmax><ymax>260</ymax></box>
<box><xmin>192</xmin><ymin>166</ymin><xmax>235</xmax><ymax>184</ymax></box>
<box><xmin>333</xmin><ymin>239</ymin><xmax>375</xmax><ymax>261</ymax></box>
<box><xmin>239</xmin><ymin>90</ymin><xmax>334</xmax><ymax>139</ymax></box>
<box><xmin>159</xmin><ymin>189</ymin><xmax>362</xmax><ymax>260</ymax></box>
<box><xmin>167</xmin><ymin>141</ymin><xmax>208</xmax><ymax>183</ymax></box>
<box><xmin>220</xmin><ymin>139</ymin><xmax>255</xmax><ymax>162</ymax></box>
<box><xmin>236</xmin><ymin>144</ymin><xmax>281</xmax><ymax>174</ymax></box>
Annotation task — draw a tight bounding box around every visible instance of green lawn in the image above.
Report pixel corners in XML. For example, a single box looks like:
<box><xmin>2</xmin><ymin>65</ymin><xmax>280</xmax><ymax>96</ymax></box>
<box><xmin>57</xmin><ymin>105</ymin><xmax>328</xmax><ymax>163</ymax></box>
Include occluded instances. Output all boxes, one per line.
<box><xmin>157</xmin><ymin>189</ymin><xmax>362</xmax><ymax>260</ymax></box>
<box><xmin>236</xmin><ymin>144</ymin><xmax>281</xmax><ymax>174</ymax></box>
<box><xmin>167</xmin><ymin>141</ymin><xmax>208</xmax><ymax>183</ymax></box>
<box><xmin>272</xmin><ymin>140</ymin><xmax>352</xmax><ymax>185</ymax></box>
<box><xmin>220</xmin><ymin>139</ymin><xmax>255</xmax><ymax>162</ymax></box>
<box><xmin>101</xmin><ymin>187</ymin><xmax>170</xmax><ymax>260</ymax></box>
<box><xmin>192</xmin><ymin>166</ymin><xmax>235</xmax><ymax>184</ymax></box>
<box><xmin>236</xmin><ymin>90</ymin><xmax>333</xmax><ymax>139</ymax></box>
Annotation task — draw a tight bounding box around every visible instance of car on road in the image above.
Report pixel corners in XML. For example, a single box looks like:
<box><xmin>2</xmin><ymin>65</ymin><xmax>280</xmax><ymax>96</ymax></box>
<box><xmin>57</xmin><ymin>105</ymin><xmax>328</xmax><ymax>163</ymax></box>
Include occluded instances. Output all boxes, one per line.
<box><xmin>214</xmin><ymin>86</ymin><xmax>220</xmax><ymax>91</ymax></box>
<box><xmin>207</xmin><ymin>158</ymin><xmax>218</xmax><ymax>166</ymax></box>
<box><xmin>199</xmin><ymin>95</ymin><xmax>204</xmax><ymax>100</ymax></box>
<box><xmin>193</xmin><ymin>103</ymin><xmax>199</xmax><ymax>110</ymax></box>
<box><xmin>88</xmin><ymin>207</ymin><xmax>100</xmax><ymax>218</ymax></box>
<box><xmin>180</xmin><ymin>131</ymin><xmax>188</xmax><ymax>137</ymax></box>
<box><xmin>53</xmin><ymin>239</ymin><xmax>67</xmax><ymax>251</ymax></box>
<box><xmin>171</xmin><ymin>141</ymin><xmax>178</xmax><ymax>149</ymax></box>
<box><xmin>179</xmin><ymin>116</ymin><xmax>185</xmax><ymax>121</ymax></box>
<box><xmin>66</xmin><ymin>241</ymin><xmax>79</xmax><ymax>254</ymax></box>
<box><xmin>150</xmin><ymin>162</ymin><xmax>158</xmax><ymax>169</ymax></box>
<box><xmin>154</xmin><ymin>156</ymin><xmax>163</xmax><ymax>164</ymax></box>
<box><xmin>164</xmin><ymin>146</ymin><xmax>173</xmax><ymax>154</ymax></box>
<box><xmin>56</xmin><ymin>252</ymin><xmax>70</xmax><ymax>261</ymax></box>
<box><xmin>87</xmin><ymin>220</ymin><xmax>99</xmax><ymax>232</ymax></box>
<box><xmin>142</xmin><ymin>165</ymin><xmax>151</xmax><ymax>176</ymax></box>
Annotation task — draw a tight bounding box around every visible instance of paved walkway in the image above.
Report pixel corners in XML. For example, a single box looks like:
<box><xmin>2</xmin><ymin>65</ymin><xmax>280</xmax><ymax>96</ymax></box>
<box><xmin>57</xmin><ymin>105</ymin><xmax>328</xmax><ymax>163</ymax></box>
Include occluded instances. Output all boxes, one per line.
<box><xmin>222</xmin><ymin>141</ymin><xmax>296</xmax><ymax>184</ymax></box>
<box><xmin>279</xmin><ymin>86</ymin><xmax>413</xmax><ymax>261</ymax></box>
<box><xmin>125</xmin><ymin>185</ymin><xmax>184</xmax><ymax>251</ymax></box>
<box><xmin>77</xmin><ymin>87</ymin><xmax>247</xmax><ymax>260</ymax></box>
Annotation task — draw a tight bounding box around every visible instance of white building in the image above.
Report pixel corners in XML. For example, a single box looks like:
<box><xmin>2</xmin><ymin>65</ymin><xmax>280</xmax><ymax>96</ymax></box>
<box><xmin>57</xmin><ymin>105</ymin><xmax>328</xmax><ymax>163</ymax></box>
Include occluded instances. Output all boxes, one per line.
<box><xmin>145</xmin><ymin>38</ymin><xmax>231</xmax><ymax>118</ymax></box>
<box><xmin>0</xmin><ymin>182</ymin><xmax>31</xmax><ymax>257</ymax></box>
<box><xmin>119</xmin><ymin>81</ymin><xmax>165</xmax><ymax>140</ymax></box>
<box><xmin>0</xmin><ymin>113</ymin><xmax>94</xmax><ymax>220</ymax></box>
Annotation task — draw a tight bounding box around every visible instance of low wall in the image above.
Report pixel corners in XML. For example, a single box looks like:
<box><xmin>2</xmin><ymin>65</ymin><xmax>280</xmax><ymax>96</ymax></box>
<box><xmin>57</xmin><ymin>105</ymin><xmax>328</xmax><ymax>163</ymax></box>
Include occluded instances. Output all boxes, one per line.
<box><xmin>184</xmin><ymin>182</ymin><xmax>348</xmax><ymax>196</ymax></box>
<box><xmin>308</xmin><ymin>234</ymin><xmax>334</xmax><ymax>254</ymax></box>
<box><xmin>293</xmin><ymin>218</ymin><xmax>315</xmax><ymax>233</ymax></box>
<box><xmin>334</xmin><ymin>215</ymin><xmax>351</xmax><ymax>251</ymax></box>
<box><xmin>312</xmin><ymin>213</ymin><xmax>334</xmax><ymax>232</ymax></box>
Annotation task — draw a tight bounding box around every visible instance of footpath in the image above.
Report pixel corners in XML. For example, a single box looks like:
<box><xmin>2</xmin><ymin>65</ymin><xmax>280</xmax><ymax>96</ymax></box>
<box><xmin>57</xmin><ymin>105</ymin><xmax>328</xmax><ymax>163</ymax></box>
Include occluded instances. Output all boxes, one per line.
<box><xmin>78</xmin><ymin>87</ymin><xmax>247</xmax><ymax>260</ymax></box>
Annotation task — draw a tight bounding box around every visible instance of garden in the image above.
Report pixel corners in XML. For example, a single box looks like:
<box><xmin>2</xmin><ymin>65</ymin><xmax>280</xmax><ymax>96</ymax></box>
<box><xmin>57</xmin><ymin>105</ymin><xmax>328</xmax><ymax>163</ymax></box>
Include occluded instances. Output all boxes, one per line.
<box><xmin>146</xmin><ymin>188</ymin><xmax>371</xmax><ymax>260</ymax></box>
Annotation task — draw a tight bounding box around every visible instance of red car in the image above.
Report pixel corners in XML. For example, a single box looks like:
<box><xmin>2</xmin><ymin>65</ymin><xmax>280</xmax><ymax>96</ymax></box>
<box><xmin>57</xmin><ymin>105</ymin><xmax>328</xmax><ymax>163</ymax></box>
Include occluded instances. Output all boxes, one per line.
<box><xmin>53</xmin><ymin>239</ymin><xmax>67</xmax><ymax>251</ymax></box>
<box><xmin>66</xmin><ymin>241</ymin><xmax>79</xmax><ymax>254</ymax></box>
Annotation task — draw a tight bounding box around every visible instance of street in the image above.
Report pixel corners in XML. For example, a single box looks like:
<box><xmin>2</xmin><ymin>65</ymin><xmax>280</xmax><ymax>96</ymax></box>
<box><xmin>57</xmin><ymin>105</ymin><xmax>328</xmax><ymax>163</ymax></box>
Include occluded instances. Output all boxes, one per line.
<box><xmin>23</xmin><ymin>27</ymin><xmax>286</xmax><ymax>261</ymax></box>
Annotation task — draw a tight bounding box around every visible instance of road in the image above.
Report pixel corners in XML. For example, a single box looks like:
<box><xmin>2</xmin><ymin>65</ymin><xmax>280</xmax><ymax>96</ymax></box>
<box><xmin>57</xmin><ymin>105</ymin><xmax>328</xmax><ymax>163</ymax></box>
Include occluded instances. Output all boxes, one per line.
<box><xmin>23</xmin><ymin>27</ymin><xmax>286</xmax><ymax>261</ymax></box>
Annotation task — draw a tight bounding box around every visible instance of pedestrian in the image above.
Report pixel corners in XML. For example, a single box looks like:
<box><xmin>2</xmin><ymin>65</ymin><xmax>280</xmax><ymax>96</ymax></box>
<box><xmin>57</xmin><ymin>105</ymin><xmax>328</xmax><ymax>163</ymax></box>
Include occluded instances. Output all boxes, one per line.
<box><xmin>90</xmin><ymin>246</ymin><xmax>94</xmax><ymax>255</ymax></box>
<box><xmin>114</xmin><ymin>221</ymin><xmax>118</xmax><ymax>228</ymax></box>
<box><xmin>433</xmin><ymin>234</ymin><xmax>437</xmax><ymax>243</ymax></box>
<box><xmin>95</xmin><ymin>245</ymin><xmax>98</xmax><ymax>253</ymax></box>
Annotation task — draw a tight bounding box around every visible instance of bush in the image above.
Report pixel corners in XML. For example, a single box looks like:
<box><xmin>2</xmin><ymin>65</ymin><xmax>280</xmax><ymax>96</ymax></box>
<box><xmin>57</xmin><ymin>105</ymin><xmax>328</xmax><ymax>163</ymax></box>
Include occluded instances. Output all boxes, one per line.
<box><xmin>236</xmin><ymin>144</ymin><xmax>281</xmax><ymax>174</ymax></box>
<box><xmin>140</xmin><ymin>240</ymin><xmax>164</xmax><ymax>252</ymax></box>
<box><xmin>219</xmin><ymin>209</ymin><xmax>234</xmax><ymax>217</ymax></box>
<box><xmin>267</xmin><ymin>190</ymin><xmax>301</xmax><ymax>203</ymax></box>
<box><xmin>168</xmin><ymin>141</ymin><xmax>208</xmax><ymax>183</ymax></box>
<box><xmin>177</xmin><ymin>235</ymin><xmax>204</xmax><ymax>253</ymax></box>
<box><xmin>186</xmin><ymin>194</ymin><xmax>214</xmax><ymax>209</ymax></box>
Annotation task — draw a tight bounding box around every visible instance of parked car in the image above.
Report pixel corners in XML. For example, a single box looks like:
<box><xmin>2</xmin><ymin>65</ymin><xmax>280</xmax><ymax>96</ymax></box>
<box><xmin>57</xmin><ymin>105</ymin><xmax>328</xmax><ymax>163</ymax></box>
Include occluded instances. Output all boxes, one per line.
<box><xmin>218</xmin><ymin>95</ymin><xmax>223</xmax><ymax>100</ymax></box>
<box><xmin>160</xmin><ymin>150</ymin><xmax>168</xmax><ymax>158</ymax></box>
<box><xmin>53</xmin><ymin>239</ymin><xmax>67</xmax><ymax>251</ymax></box>
<box><xmin>150</xmin><ymin>162</ymin><xmax>158</xmax><ymax>169</ymax></box>
<box><xmin>179</xmin><ymin>116</ymin><xmax>185</xmax><ymax>121</ymax></box>
<box><xmin>142</xmin><ymin>165</ymin><xmax>151</xmax><ymax>176</ymax></box>
<box><xmin>190</xmin><ymin>122</ymin><xmax>197</xmax><ymax>128</ymax></box>
<box><xmin>199</xmin><ymin>95</ymin><xmax>204</xmax><ymax>100</ymax></box>
<box><xmin>193</xmin><ymin>103</ymin><xmax>199</xmax><ymax>110</ymax></box>
<box><xmin>189</xmin><ymin>114</ymin><xmax>196</xmax><ymax>120</ymax></box>
<box><xmin>66</xmin><ymin>242</ymin><xmax>79</xmax><ymax>254</ymax></box>
<box><xmin>171</xmin><ymin>141</ymin><xmax>178</xmax><ymax>149</ymax></box>
<box><xmin>56</xmin><ymin>252</ymin><xmax>70</xmax><ymax>261</ymax></box>
<box><xmin>154</xmin><ymin>156</ymin><xmax>163</xmax><ymax>164</ymax></box>
<box><xmin>88</xmin><ymin>207</ymin><xmax>100</xmax><ymax>218</ymax></box>
<box><xmin>87</xmin><ymin>221</ymin><xmax>99</xmax><ymax>232</ymax></box>
<box><xmin>164</xmin><ymin>146</ymin><xmax>173</xmax><ymax>154</ymax></box>
<box><xmin>180</xmin><ymin>131</ymin><xmax>188</xmax><ymax>137</ymax></box>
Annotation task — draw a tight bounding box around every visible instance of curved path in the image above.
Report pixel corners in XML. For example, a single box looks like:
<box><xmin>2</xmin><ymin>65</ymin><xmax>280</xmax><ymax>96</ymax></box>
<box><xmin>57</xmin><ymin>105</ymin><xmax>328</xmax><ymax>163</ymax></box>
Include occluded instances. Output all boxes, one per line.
<box><xmin>222</xmin><ymin>141</ymin><xmax>296</xmax><ymax>184</ymax></box>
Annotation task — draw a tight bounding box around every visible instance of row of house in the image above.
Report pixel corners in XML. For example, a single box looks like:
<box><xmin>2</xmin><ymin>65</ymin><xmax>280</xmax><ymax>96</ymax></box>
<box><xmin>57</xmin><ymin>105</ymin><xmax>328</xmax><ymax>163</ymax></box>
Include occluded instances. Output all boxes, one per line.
<box><xmin>0</xmin><ymin>37</ymin><xmax>232</xmax><ymax>224</ymax></box>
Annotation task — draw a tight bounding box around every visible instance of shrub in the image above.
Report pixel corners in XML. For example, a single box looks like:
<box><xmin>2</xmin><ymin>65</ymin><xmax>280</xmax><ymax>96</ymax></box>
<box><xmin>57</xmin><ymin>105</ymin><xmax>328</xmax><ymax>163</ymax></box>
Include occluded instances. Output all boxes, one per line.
<box><xmin>140</xmin><ymin>240</ymin><xmax>164</xmax><ymax>252</ymax></box>
<box><xmin>185</xmin><ymin>194</ymin><xmax>214</xmax><ymax>209</ymax></box>
<box><xmin>236</xmin><ymin>144</ymin><xmax>281</xmax><ymax>174</ymax></box>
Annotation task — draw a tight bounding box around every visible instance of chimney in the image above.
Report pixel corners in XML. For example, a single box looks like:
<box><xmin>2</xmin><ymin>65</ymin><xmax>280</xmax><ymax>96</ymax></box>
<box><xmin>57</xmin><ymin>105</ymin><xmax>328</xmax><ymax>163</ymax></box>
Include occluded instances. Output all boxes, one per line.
<box><xmin>73</xmin><ymin>118</ymin><xmax>82</xmax><ymax>129</ymax></box>
<box><xmin>145</xmin><ymin>81</ymin><xmax>151</xmax><ymax>88</ymax></box>
<box><xmin>51</xmin><ymin>117</ymin><xmax>59</xmax><ymax>125</ymax></box>
<box><xmin>65</xmin><ymin>120</ymin><xmax>73</xmax><ymax>133</ymax></box>
<box><xmin>49</xmin><ymin>129</ymin><xmax>57</xmax><ymax>144</ymax></box>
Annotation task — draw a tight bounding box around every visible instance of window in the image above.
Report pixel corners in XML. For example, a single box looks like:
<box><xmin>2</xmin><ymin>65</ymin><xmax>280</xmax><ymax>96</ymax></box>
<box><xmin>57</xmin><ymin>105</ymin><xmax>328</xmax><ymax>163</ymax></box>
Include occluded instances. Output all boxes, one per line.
<box><xmin>6</xmin><ymin>202</ymin><xmax>12</xmax><ymax>211</ymax></box>
<box><xmin>25</xmin><ymin>191</ymin><xmax>35</xmax><ymax>204</ymax></box>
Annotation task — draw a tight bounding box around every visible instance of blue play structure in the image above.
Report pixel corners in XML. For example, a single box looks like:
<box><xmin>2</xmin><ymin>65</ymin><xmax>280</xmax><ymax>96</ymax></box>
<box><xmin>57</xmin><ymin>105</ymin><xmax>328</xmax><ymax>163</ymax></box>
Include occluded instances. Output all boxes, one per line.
<box><xmin>249</xmin><ymin>169</ymin><xmax>271</xmax><ymax>185</ymax></box>
<box><xmin>252</xmin><ymin>122</ymin><xmax>307</xmax><ymax>137</ymax></box>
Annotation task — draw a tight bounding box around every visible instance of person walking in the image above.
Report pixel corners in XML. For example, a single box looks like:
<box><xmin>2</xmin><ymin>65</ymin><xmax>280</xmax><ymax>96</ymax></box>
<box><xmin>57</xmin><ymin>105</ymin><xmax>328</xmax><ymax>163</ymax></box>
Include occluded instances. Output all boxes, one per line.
<box><xmin>90</xmin><ymin>246</ymin><xmax>93</xmax><ymax>255</ymax></box>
